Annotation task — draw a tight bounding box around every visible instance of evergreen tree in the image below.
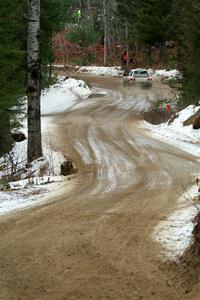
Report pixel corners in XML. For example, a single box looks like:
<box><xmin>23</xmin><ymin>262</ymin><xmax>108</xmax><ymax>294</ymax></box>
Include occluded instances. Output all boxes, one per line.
<box><xmin>41</xmin><ymin>0</ymin><xmax>72</xmax><ymax>80</ymax></box>
<box><xmin>0</xmin><ymin>0</ymin><xmax>69</xmax><ymax>158</ymax></box>
<box><xmin>173</xmin><ymin>0</ymin><xmax>200</xmax><ymax>104</ymax></box>
<box><xmin>0</xmin><ymin>0</ymin><xmax>26</xmax><ymax>156</ymax></box>
<box><xmin>117</xmin><ymin>0</ymin><xmax>173</xmax><ymax>65</ymax></box>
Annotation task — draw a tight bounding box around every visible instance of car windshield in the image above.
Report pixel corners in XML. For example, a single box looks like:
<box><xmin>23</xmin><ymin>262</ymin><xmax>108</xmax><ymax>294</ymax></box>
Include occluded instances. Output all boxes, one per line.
<box><xmin>133</xmin><ymin>70</ymin><xmax>149</xmax><ymax>77</ymax></box>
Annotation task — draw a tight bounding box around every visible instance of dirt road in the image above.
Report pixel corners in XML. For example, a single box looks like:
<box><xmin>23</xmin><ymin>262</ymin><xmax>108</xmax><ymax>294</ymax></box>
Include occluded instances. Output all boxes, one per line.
<box><xmin>0</xmin><ymin>76</ymin><xmax>200</xmax><ymax>300</ymax></box>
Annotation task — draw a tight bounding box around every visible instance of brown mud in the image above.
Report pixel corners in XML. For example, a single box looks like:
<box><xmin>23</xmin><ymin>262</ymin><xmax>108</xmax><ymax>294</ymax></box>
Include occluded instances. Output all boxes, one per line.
<box><xmin>0</xmin><ymin>75</ymin><xmax>200</xmax><ymax>300</ymax></box>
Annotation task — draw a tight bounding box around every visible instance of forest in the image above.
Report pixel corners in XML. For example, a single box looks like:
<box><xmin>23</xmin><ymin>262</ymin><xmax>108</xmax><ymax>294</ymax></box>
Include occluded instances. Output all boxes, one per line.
<box><xmin>2</xmin><ymin>2</ymin><xmax>200</xmax><ymax>299</ymax></box>
<box><xmin>0</xmin><ymin>0</ymin><xmax>200</xmax><ymax>159</ymax></box>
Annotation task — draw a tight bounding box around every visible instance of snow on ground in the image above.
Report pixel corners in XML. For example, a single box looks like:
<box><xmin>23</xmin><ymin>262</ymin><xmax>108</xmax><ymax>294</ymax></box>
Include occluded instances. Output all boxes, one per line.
<box><xmin>143</xmin><ymin>104</ymin><xmax>200</xmax><ymax>260</ymax></box>
<box><xmin>0</xmin><ymin>77</ymin><xmax>92</xmax><ymax>215</ymax></box>
<box><xmin>52</xmin><ymin>64</ymin><xmax>181</xmax><ymax>80</ymax></box>
<box><xmin>77</xmin><ymin>66</ymin><xmax>124</xmax><ymax>77</ymax></box>
<box><xmin>150</xmin><ymin>69</ymin><xmax>181</xmax><ymax>80</ymax></box>
<box><xmin>1</xmin><ymin>69</ymin><xmax>199</xmax><ymax>256</ymax></box>
<box><xmin>151</xmin><ymin>185</ymin><xmax>200</xmax><ymax>261</ymax></box>
<box><xmin>76</xmin><ymin>65</ymin><xmax>181</xmax><ymax>80</ymax></box>
<box><xmin>41</xmin><ymin>77</ymin><xmax>92</xmax><ymax>114</ymax></box>
<box><xmin>142</xmin><ymin>105</ymin><xmax>200</xmax><ymax>157</ymax></box>
<box><xmin>0</xmin><ymin>176</ymin><xmax>76</xmax><ymax>216</ymax></box>
<box><xmin>1</xmin><ymin>77</ymin><xmax>92</xmax><ymax>178</ymax></box>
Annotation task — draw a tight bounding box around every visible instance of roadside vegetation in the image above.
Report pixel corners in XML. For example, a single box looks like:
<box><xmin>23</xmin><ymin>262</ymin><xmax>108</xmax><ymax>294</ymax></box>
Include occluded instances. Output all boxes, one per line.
<box><xmin>1</xmin><ymin>0</ymin><xmax>200</xmax><ymax>162</ymax></box>
<box><xmin>1</xmin><ymin>2</ymin><xmax>200</xmax><ymax>295</ymax></box>
<box><xmin>0</xmin><ymin>1</ymin><xmax>200</xmax><ymax>205</ymax></box>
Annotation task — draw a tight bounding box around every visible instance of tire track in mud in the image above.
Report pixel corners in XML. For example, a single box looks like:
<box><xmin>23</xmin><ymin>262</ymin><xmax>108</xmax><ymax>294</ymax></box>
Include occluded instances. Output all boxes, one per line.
<box><xmin>54</xmin><ymin>77</ymin><xmax>199</xmax><ymax>202</ymax></box>
<box><xmin>55</xmin><ymin>78</ymin><xmax>199</xmax><ymax>300</ymax></box>
<box><xmin>1</xmin><ymin>76</ymin><xmax>200</xmax><ymax>300</ymax></box>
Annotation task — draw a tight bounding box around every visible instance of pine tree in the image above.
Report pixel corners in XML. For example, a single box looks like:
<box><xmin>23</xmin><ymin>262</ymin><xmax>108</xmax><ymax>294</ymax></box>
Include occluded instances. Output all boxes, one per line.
<box><xmin>117</xmin><ymin>0</ymin><xmax>173</xmax><ymax>65</ymax></box>
<box><xmin>0</xmin><ymin>0</ymin><xmax>26</xmax><ymax>156</ymax></box>
<box><xmin>41</xmin><ymin>0</ymin><xmax>71</xmax><ymax>80</ymax></box>
<box><xmin>173</xmin><ymin>0</ymin><xmax>200</xmax><ymax>104</ymax></box>
<box><xmin>0</xmin><ymin>0</ymin><xmax>69</xmax><ymax>158</ymax></box>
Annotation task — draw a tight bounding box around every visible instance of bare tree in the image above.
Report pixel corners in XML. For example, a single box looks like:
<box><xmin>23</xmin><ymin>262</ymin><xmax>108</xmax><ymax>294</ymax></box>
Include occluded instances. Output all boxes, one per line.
<box><xmin>27</xmin><ymin>0</ymin><xmax>42</xmax><ymax>163</ymax></box>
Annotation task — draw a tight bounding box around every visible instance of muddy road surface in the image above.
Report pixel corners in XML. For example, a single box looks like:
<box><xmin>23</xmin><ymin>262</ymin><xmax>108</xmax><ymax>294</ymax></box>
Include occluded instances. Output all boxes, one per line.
<box><xmin>0</xmin><ymin>76</ymin><xmax>200</xmax><ymax>300</ymax></box>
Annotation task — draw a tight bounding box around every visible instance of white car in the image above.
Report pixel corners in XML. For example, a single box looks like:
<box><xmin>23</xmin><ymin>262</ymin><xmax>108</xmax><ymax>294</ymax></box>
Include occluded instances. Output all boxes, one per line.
<box><xmin>123</xmin><ymin>68</ymin><xmax>153</xmax><ymax>87</ymax></box>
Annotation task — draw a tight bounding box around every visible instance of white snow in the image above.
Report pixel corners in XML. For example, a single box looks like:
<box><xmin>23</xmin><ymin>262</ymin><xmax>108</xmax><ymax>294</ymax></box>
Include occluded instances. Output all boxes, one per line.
<box><xmin>0</xmin><ymin>77</ymin><xmax>92</xmax><ymax>215</ymax></box>
<box><xmin>41</xmin><ymin>77</ymin><xmax>92</xmax><ymax>114</ymax></box>
<box><xmin>78</xmin><ymin>66</ymin><xmax>123</xmax><ymax>77</ymax></box>
<box><xmin>87</xmin><ymin>126</ymin><xmax>137</xmax><ymax>194</ymax></box>
<box><xmin>151</xmin><ymin>185</ymin><xmax>200</xmax><ymax>261</ymax></box>
<box><xmin>150</xmin><ymin>69</ymin><xmax>181</xmax><ymax>80</ymax></box>
<box><xmin>144</xmin><ymin>104</ymin><xmax>200</xmax><ymax>260</ymax></box>
<box><xmin>51</xmin><ymin>65</ymin><xmax>181</xmax><ymax>80</ymax></box>
<box><xmin>52</xmin><ymin>64</ymin><xmax>66</xmax><ymax>68</ymax></box>
<box><xmin>74</xmin><ymin>140</ymin><xmax>93</xmax><ymax>165</ymax></box>
<box><xmin>1</xmin><ymin>69</ymin><xmax>200</xmax><ymax>259</ymax></box>
<box><xmin>77</xmin><ymin>65</ymin><xmax>180</xmax><ymax>80</ymax></box>
<box><xmin>142</xmin><ymin>105</ymin><xmax>200</xmax><ymax>157</ymax></box>
<box><xmin>0</xmin><ymin>176</ymin><xmax>76</xmax><ymax>215</ymax></box>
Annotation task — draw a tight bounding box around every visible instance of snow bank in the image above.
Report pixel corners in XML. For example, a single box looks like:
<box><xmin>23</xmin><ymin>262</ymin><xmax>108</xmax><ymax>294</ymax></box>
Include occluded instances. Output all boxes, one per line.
<box><xmin>152</xmin><ymin>206</ymin><xmax>197</xmax><ymax>261</ymax></box>
<box><xmin>0</xmin><ymin>117</ymin><xmax>66</xmax><ymax>180</ymax></box>
<box><xmin>150</xmin><ymin>69</ymin><xmax>181</xmax><ymax>80</ymax></box>
<box><xmin>0</xmin><ymin>77</ymin><xmax>92</xmax><ymax>215</ymax></box>
<box><xmin>52</xmin><ymin>65</ymin><xmax>182</xmax><ymax>81</ymax></box>
<box><xmin>143</xmin><ymin>105</ymin><xmax>200</xmax><ymax>157</ymax></box>
<box><xmin>152</xmin><ymin>185</ymin><xmax>200</xmax><ymax>261</ymax></box>
<box><xmin>0</xmin><ymin>176</ymin><xmax>76</xmax><ymax>215</ymax></box>
<box><xmin>144</xmin><ymin>105</ymin><xmax>200</xmax><ymax>260</ymax></box>
<box><xmin>77</xmin><ymin>66</ymin><xmax>180</xmax><ymax>79</ymax></box>
<box><xmin>78</xmin><ymin>66</ymin><xmax>123</xmax><ymax>77</ymax></box>
<box><xmin>41</xmin><ymin>77</ymin><xmax>92</xmax><ymax>114</ymax></box>
<box><xmin>1</xmin><ymin>77</ymin><xmax>92</xmax><ymax>178</ymax></box>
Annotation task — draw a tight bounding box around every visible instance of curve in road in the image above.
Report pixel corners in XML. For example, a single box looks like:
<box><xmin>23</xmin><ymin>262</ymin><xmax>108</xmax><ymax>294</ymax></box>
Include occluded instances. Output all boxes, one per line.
<box><xmin>0</xmin><ymin>76</ymin><xmax>199</xmax><ymax>300</ymax></box>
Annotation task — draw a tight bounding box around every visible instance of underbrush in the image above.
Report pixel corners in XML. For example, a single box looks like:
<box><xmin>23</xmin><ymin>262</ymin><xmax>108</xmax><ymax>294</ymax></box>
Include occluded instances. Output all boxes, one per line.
<box><xmin>144</xmin><ymin>97</ymin><xmax>178</xmax><ymax>125</ymax></box>
<box><xmin>161</xmin><ymin>77</ymin><xmax>182</xmax><ymax>89</ymax></box>
<box><xmin>0</xmin><ymin>178</ymin><xmax>10</xmax><ymax>191</ymax></box>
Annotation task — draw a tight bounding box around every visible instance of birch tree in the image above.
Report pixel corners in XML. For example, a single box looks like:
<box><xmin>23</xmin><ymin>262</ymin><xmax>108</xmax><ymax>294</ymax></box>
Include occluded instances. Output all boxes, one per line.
<box><xmin>27</xmin><ymin>0</ymin><xmax>42</xmax><ymax>163</ymax></box>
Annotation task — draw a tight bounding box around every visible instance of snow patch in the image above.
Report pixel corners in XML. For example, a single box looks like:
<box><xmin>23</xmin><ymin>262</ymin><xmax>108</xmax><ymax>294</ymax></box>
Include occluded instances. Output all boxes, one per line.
<box><xmin>41</xmin><ymin>77</ymin><xmax>92</xmax><ymax>115</ymax></box>
<box><xmin>0</xmin><ymin>176</ymin><xmax>75</xmax><ymax>215</ymax></box>
<box><xmin>150</xmin><ymin>69</ymin><xmax>181</xmax><ymax>80</ymax></box>
<box><xmin>152</xmin><ymin>184</ymin><xmax>200</xmax><ymax>261</ymax></box>
<box><xmin>77</xmin><ymin>66</ymin><xmax>180</xmax><ymax>80</ymax></box>
<box><xmin>0</xmin><ymin>77</ymin><xmax>92</xmax><ymax>215</ymax></box>
<box><xmin>146</xmin><ymin>104</ymin><xmax>200</xmax><ymax>260</ymax></box>
<box><xmin>152</xmin><ymin>206</ymin><xmax>196</xmax><ymax>261</ymax></box>
<box><xmin>78</xmin><ymin>66</ymin><xmax>123</xmax><ymax>77</ymax></box>
<box><xmin>142</xmin><ymin>105</ymin><xmax>200</xmax><ymax>157</ymax></box>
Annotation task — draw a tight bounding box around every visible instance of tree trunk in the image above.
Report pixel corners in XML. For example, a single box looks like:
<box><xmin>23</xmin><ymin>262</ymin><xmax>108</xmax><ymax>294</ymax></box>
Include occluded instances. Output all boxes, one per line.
<box><xmin>27</xmin><ymin>0</ymin><xmax>42</xmax><ymax>163</ymax></box>
<box><xmin>103</xmin><ymin>0</ymin><xmax>107</xmax><ymax>66</ymax></box>
<box><xmin>159</xmin><ymin>42</ymin><xmax>167</xmax><ymax>64</ymax></box>
<box><xmin>124</xmin><ymin>20</ymin><xmax>129</xmax><ymax>65</ymax></box>
<box><xmin>59</xmin><ymin>35</ymin><xmax>65</xmax><ymax>66</ymax></box>
<box><xmin>48</xmin><ymin>34</ymin><xmax>53</xmax><ymax>80</ymax></box>
<box><xmin>146</xmin><ymin>46</ymin><xmax>152</xmax><ymax>67</ymax></box>
<box><xmin>87</xmin><ymin>0</ymin><xmax>93</xmax><ymax>26</ymax></box>
<box><xmin>0</xmin><ymin>112</ymin><xmax>12</xmax><ymax>156</ymax></box>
